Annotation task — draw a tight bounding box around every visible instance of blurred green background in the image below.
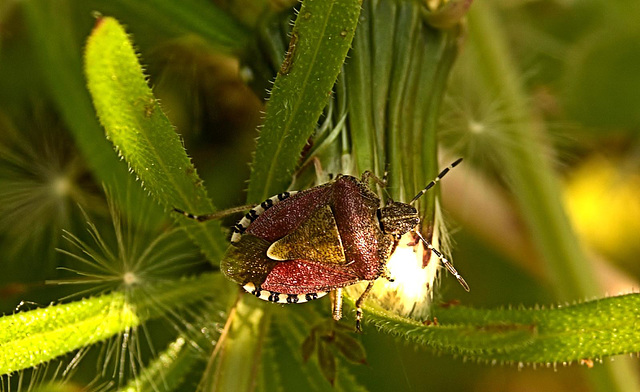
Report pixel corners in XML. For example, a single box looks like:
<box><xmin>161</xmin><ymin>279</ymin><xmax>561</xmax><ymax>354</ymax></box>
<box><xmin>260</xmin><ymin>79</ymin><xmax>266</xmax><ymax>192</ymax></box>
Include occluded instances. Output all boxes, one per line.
<box><xmin>1</xmin><ymin>0</ymin><xmax>639</xmax><ymax>390</ymax></box>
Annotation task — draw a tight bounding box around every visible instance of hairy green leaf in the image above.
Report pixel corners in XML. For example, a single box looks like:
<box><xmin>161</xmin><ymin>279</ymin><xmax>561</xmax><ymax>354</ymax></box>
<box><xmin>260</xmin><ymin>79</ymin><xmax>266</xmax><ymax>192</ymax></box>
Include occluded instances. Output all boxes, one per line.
<box><xmin>268</xmin><ymin>306</ymin><xmax>368</xmax><ymax>391</ymax></box>
<box><xmin>0</xmin><ymin>273</ymin><xmax>222</xmax><ymax>376</ymax></box>
<box><xmin>120</xmin><ymin>336</ymin><xmax>202</xmax><ymax>392</ymax></box>
<box><xmin>0</xmin><ymin>292</ymin><xmax>139</xmax><ymax>375</ymax></box>
<box><xmin>213</xmin><ymin>1</ymin><xmax>362</xmax><ymax>390</ymax></box>
<box><xmin>363</xmin><ymin>293</ymin><xmax>640</xmax><ymax>365</ymax></box>
<box><xmin>84</xmin><ymin>17</ymin><xmax>226</xmax><ymax>261</ymax></box>
<box><xmin>247</xmin><ymin>0</ymin><xmax>362</xmax><ymax>202</ymax></box>
<box><xmin>24</xmin><ymin>0</ymin><xmax>151</xmax><ymax>214</ymax></box>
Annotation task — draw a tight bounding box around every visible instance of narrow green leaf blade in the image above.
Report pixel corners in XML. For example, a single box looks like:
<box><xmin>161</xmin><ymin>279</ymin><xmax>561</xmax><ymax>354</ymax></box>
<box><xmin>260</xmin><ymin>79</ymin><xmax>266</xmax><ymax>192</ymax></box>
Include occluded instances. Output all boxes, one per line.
<box><xmin>0</xmin><ymin>273</ymin><xmax>223</xmax><ymax>376</ymax></box>
<box><xmin>363</xmin><ymin>293</ymin><xmax>640</xmax><ymax>365</ymax></box>
<box><xmin>344</xmin><ymin>1</ymin><xmax>375</xmax><ymax>174</ymax></box>
<box><xmin>360</xmin><ymin>301</ymin><xmax>535</xmax><ymax>356</ymax></box>
<box><xmin>247</xmin><ymin>0</ymin><xmax>362</xmax><ymax>202</ymax></box>
<box><xmin>268</xmin><ymin>306</ymin><xmax>368</xmax><ymax>391</ymax></box>
<box><xmin>23</xmin><ymin>0</ymin><xmax>150</xmax><ymax>212</ymax></box>
<box><xmin>0</xmin><ymin>292</ymin><xmax>139</xmax><ymax>375</ymax></box>
<box><xmin>333</xmin><ymin>331</ymin><xmax>367</xmax><ymax>364</ymax></box>
<box><xmin>317</xmin><ymin>341</ymin><xmax>337</xmax><ymax>386</ymax></box>
<box><xmin>119</xmin><ymin>336</ymin><xmax>201</xmax><ymax>392</ymax></box>
<box><xmin>84</xmin><ymin>17</ymin><xmax>225</xmax><ymax>260</ymax></box>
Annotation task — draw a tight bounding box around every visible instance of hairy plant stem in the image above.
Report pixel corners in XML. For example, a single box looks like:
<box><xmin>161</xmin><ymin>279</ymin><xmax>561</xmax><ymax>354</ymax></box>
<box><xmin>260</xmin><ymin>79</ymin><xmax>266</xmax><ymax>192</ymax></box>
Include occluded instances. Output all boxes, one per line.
<box><xmin>207</xmin><ymin>295</ymin><xmax>270</xmax><ymax>392</ymax></box>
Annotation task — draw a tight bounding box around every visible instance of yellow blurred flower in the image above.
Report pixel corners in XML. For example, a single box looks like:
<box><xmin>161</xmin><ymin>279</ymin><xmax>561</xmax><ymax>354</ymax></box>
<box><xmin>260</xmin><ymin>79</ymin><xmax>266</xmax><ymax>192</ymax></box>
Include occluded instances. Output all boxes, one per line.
<box><xmin>564</xmin><ymin>156</ymin><xmax>640</xmax><ymax>271</ymax></box>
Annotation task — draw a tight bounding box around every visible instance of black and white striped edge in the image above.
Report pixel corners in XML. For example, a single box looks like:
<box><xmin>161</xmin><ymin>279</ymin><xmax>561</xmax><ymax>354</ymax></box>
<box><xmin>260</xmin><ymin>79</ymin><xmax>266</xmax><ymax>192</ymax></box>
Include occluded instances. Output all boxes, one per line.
<box><xmin>242</xmin><ymin>282</ymin><xmax>328</xmax><ymax>304</ymax></box>
<box><xmin>230</xmin><ymin>191</ymin><xmax>298</xmax><ymax>243</ymax></box>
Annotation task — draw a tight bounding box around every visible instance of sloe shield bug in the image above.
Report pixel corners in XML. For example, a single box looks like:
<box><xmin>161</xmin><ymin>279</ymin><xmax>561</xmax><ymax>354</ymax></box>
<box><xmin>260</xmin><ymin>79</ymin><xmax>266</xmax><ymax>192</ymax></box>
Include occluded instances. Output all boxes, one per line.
<box><xmin>176</xmin><ymin>159</ymin><xmax>468</xmax><ymax>330</ymax></box>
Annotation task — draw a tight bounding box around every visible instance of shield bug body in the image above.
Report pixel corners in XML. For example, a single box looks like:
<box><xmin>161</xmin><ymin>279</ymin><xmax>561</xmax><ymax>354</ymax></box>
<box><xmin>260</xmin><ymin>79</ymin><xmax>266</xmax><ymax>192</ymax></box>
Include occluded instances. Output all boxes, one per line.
<box><xmin>177</xmin><ymin>159</ymin><xmax>468</xmax><ymax>330</ymax></box>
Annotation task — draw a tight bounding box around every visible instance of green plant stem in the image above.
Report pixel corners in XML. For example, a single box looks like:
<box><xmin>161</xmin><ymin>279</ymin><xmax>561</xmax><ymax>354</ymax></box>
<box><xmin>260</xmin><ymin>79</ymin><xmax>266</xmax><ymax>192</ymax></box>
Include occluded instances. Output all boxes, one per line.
<box><xmin>0</xmin><ymin>292</ymin><xmax>139</xmax><ymax>375</ymax></box>
<box><xmin>206</xmin><ymin>295</ymin><xmax>270</xmax><ymax>392</ymax></box>
<box><xmin>361</xmin><ymin>293</ymin><xmax>640</xmax><ymax>364</ymax></box>
<box><xmin>468</xmin><ymin>4</ymin><xmax>598</xmax><ymax>300</ymax></box>
<box><xmin>467</xmin><ymin>3</ymin><xmax>639</xmax><ymax>391</ymax></box>
<box><xmin>0</xmin><ymin>273</ymin><xmax>221</xmax><ymax>376</ymax></box>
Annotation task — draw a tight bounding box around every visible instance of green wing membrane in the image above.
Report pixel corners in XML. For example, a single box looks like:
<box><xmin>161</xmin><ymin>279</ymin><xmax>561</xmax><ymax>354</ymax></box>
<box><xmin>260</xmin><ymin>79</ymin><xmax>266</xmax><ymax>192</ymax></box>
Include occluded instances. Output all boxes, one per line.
<box><xmin>267</xmin><ymin>206</ymin><xmax>347</xmax><ymax>264</ymax></box>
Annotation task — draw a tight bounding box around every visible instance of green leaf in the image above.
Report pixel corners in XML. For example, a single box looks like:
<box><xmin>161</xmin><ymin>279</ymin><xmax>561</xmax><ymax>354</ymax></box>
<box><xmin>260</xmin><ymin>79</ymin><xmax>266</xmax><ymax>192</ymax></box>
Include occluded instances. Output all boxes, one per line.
<box><xmin>0</xmin><ymin>292</ymin><xmax>139</xmax><ymax>375</ymax></box>
<box><xmin>119</xmin><ymin>336</ymin><xmax>202</xmax><ymax>392</ymax></box>
<box><xmin>31</xmin><ymin>383</ymin><xmax>79</xmax><ymax>392</ymax></box>
<box><xmin>247</xmin><ymin>0</ymin><xmax>362</xmax><ymax>202</ymax></box>
<box><xmin>362</xmin><ymin>293</ymin><xmax>640</xmax><ymax>365</ymax></box>
<box><xmin>360</xmin><ymin>301</ymin><xmax>535</xmax><ymax>356</ymax></box>
<box><xmin>333</xmin><ymin>331</ymin><xmax>367</xmax><ymax>365</ymax></box>
<box><xmin>0</xmin><ymin>273</ymin><xmax>222</xmax><ymax>376</ymax></box>
<box><xmin>83</xmin><ymin>17</ymin><xmax>226</xmax><ymax>261</ymax></box>
<box><xmin>212</xmin><ymin>1</ymin><xmax>362</xmax><ymax>390</ymax></box>
<box><xmin>343</xmin><ymin>0</ymin><xmax>459</xmax><ymax>215</ymax></box>
<box><xmin>23</xmin><ymin>0</ymin><xmax>151</xmax><ymax>214</ymax></box>
<box><xmin>343</xmin><ymin>1</ymin><xmax>374</xmax><ymax>175</ymax></box>
<box><xmin>204</xmin><ymin>298</ymin><xmax>269</xmax><ymax>392</ymax></box>
<box><xmin>268</xmin><ymin>306</ymin><xmax>368</xmax><ymax>392</ymax></box>
<box><xmin>317</xmin><ymin>341</ymin><xmax>337</xmax><ymax>386</ymax></box>
<box><xmin>302</xmin><ymin>329</ymin><xmax>318</xmax><ymax>363</ymax></box>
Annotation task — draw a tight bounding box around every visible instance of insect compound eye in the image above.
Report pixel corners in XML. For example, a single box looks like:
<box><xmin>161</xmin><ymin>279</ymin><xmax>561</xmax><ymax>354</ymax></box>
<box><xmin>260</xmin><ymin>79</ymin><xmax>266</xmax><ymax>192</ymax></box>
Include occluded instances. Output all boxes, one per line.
<box><xmin>378</xmin><ymin>201</ymin><xmax>420</xmax><ymax>235</ymax></box>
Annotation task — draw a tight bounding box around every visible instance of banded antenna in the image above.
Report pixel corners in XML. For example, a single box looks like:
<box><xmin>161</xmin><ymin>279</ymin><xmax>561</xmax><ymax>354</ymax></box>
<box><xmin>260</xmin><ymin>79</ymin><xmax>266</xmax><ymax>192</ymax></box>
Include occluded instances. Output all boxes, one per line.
<box><xmin>410</xmin><ymin>158</ymin><xmax>469</xmax><ymax>291</ymax></box>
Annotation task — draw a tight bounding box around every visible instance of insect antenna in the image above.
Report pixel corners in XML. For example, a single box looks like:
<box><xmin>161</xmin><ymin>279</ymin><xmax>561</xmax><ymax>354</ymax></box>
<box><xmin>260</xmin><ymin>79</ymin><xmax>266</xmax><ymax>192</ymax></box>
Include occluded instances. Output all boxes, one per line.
<box><xmin>174</xmin><ymin>204</ymin><xmax>256</xmax><ymax>222</ymax></box>
<box><xmin>414</xmin><ymin>231</ymin><xmax>470</xmax><ymax>291</ymax></box>
<box><xmin>409</xmin><ymin>158</ymin><xmax>463</xmax><ymax>204</ymax></box>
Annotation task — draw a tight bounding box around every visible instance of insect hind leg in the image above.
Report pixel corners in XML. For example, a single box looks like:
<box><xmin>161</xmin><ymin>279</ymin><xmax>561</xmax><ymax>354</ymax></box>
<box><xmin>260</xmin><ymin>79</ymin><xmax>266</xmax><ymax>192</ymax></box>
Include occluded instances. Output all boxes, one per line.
<box><xmin>331</xmin><ymin>288</ymin><xmax>343</xmax><ymax>321</ymax></box>
<box><xmin>173</xmin><ymin>204</ymin><xmax>256</xmax><ymax>222</ymax></box>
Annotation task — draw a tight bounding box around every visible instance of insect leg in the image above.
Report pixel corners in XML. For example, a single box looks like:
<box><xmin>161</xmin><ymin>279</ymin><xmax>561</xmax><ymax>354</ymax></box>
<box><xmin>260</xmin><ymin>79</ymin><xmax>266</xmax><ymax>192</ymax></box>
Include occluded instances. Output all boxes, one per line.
<box><xmin>361</xmin><ymin>170</ymin><xmax>388</xmax><ymax>188</ymax></box>
<box><xmin>355</xmin><ymin>281</ymin><xmax>376</xmax><ymax>332</ymax></box>
<box><xmin>173</xmin><ymin>204</ymin><xmax>256</xmax><ymax>222</ymax></box>
<box><xmin>414</xmin><ymin>231</ymin><xmax>470</xmax><ymax>292</ymax></box>
<box><xmin>381</xmin><ymin>265</ymin><xmax>395</xmax><ymax>283</ymax></box>
<box><xmin>331</xmin><ymin>288</ymin><xmax>343</xmax><ymax>321</ymax></box>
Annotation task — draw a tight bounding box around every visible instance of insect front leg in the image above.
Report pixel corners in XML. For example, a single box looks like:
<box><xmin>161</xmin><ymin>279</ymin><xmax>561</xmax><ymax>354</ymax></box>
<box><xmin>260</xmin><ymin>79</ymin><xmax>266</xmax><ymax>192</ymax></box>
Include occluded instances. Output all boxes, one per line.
<box><xmin>361</xmin><ymin>170</ymin><xmax>388</xmax><ymax>189</ymax></box>
<box><xmin>380</xmin><ymin>265</ymin><xmax>395</xmax><ymax>283</ymax></box>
